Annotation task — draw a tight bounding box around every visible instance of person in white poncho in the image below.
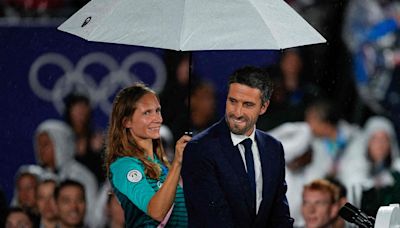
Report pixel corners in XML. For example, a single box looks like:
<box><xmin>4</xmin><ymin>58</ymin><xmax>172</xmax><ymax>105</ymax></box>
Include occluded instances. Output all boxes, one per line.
<box><xmin>339</xmin><ymin>116</ymin><xmax>400</xmax><ymax>216</ymax></box>
<box><xmin>34</xmin><ymin>119</ymin><xmax>98</xmax><ymax>227</ymax></box>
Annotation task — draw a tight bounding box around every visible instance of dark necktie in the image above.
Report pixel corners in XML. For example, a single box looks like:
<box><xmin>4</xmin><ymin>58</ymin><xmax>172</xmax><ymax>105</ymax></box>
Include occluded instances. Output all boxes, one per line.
<box><xmin>241</xmin><ymin>138</ymin><xmax>256</xmax><ymax>212</ymax></box>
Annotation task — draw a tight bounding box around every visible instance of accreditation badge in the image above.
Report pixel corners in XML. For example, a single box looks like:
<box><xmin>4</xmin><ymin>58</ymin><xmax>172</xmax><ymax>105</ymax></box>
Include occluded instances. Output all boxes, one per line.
<box><xmin>127</xmin><ymin>170</ymin><xmax>142</xmax><ymax>183</ymax></box>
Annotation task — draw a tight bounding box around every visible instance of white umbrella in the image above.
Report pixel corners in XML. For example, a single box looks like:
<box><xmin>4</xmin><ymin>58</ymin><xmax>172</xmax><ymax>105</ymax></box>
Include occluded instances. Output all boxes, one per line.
<box><xmin>58</xmin><ymin>0</ymin><xmax>326</xmax><ymax>134</ymax></box>
<box><xmin>58</xmin><ymin>0</ymin><xmax>326</xmax><ymax>50</ymax></box>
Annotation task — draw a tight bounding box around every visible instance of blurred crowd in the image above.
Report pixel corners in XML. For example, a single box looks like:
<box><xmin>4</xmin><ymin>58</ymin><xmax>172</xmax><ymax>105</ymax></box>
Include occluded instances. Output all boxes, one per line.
<box><xmin>1</xmin><ymin>0</ymin><xmax>400</xmax><ymax>227</ymax></box>
<box><xmin>0</xmin><ymin>0</ymin><xmax>89</xmax><ymax>18</ymax></box>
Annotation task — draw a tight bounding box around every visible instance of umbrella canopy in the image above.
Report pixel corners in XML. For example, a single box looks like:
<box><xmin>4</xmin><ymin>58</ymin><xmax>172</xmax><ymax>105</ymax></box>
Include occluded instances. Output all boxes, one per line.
<box><xmin>58</xmin><ymin>0</ymin><xmax>326</xmax><ymax>50</ymax></box>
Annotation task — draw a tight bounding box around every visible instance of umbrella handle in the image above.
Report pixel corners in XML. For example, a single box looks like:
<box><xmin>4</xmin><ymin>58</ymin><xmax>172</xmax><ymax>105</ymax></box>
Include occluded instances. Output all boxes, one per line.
<box><xmin>188</xmin><ymin>52</ymin><xmax>192</xmax><ymax>118</ymax></box>
<box><xmin>186</xmin><ymin>51</ymin><xmax>193</xmax><ymax>134</ymax></box>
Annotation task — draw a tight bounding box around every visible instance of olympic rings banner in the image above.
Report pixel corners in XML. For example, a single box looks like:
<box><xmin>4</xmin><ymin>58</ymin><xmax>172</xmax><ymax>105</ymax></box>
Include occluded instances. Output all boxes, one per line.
<box><xmin>0</xmin><ymin>24</ymin><xmax>167</xmax><ymax>201</ymax></box>
<box><xmin>0</xmin><ymin>23</ymin><xmax>278</xmax><ymax>202</ymax></box>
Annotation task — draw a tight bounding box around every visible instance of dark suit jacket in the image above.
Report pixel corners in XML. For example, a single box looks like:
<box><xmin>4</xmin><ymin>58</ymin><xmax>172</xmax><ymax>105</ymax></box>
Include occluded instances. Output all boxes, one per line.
<box><xmin>181</xmin><ymin>118</ymin><xmax>294</xmax><ymax>228</ymax></box>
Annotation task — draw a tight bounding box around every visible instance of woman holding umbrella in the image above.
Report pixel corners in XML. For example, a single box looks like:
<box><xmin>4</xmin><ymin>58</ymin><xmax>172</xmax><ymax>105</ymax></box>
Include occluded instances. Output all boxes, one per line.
<box><xmin>105</xmin><ymin>83</ymin><xmax>191</xmax><ymax>227</ymax></box>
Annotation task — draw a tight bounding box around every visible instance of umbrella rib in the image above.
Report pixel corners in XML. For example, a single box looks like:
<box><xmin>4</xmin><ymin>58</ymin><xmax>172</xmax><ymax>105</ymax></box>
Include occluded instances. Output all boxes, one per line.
<box><xmin>246</xmin><ymin>0</ymin><xmax>281</xmax><ymax>49</ymax></box>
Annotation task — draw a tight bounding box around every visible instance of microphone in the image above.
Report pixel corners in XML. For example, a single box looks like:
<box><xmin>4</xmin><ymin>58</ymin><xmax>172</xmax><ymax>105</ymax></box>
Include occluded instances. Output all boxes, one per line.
<box><xmin>339</xmin><ymin>203</ymin><xmax>375</xmax><ymax>228</ymax></box>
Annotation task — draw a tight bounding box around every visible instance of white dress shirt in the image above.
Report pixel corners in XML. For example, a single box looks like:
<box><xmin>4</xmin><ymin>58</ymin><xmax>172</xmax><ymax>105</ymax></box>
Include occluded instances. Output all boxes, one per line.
<box><xmin>231</xmin><ymin>128</ymin><xmax>263</xmax><ymax>213</ymax></box>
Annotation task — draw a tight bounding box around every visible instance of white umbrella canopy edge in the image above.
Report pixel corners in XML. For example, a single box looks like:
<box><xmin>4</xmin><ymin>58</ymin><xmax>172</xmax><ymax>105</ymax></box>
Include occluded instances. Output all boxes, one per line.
<box><xmin>250</xmin><ymin>0</ymin><xmax>326</xmax><ymax>49</ymax></box>
<box><xmin>58</xmin><ymin>0</ymin><xmax>326</xmax><ymax>51</ymax></box>
<box><xmin>179</xmin><ymin>0</ymin><xmax>326</xmax><ymax>51</ymax></box>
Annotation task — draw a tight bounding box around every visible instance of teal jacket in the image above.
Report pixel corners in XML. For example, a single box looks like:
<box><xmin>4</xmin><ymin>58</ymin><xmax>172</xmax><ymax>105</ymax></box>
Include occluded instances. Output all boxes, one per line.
<box><xmin>110</xmin><ymin>156</ymin><xmax>187</xmax><ymax>227</ymax></box>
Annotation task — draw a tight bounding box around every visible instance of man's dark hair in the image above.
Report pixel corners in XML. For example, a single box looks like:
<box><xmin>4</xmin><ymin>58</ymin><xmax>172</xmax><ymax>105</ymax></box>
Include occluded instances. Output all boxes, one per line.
<box><xmin>228</xmin><ymin>66</ymin><xmax>274</xmax><ymax>104</ymax></box>
<box><xmin>54</xmin><ymin>179</ymin><xmax>85</xmax><ymax>201</ymax></box>
<box><xmin>305</xmin><ymin>99</ymin><xmax>340</xmax><ymax>126</ymax></box>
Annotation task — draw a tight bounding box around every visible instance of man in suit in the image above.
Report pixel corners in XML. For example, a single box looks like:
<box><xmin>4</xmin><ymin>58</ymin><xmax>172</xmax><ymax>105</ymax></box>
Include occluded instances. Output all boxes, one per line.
<box><xmin>181</xmin><ymin>66</ymin><xmax>294</xmax><ymax>227</ymax></box>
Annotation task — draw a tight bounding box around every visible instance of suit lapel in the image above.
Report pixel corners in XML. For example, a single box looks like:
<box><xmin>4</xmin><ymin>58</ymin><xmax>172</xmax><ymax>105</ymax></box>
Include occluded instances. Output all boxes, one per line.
<box><xmin>256</xmin><ymin>131</ymin><xmax>271</xmax><ymax>197</ymax></box>
<box><xmin>255</xmin><ymin>131</ymin><xmax>273</xmax><ymax>215</ymax></box>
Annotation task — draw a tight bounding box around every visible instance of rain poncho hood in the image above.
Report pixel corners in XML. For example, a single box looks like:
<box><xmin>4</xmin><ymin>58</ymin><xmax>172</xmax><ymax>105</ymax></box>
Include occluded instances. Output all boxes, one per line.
<box><xmin>34</xmin><ymin>119</ymin><xmax>76</xmax><ymax>170</ymax></box>
<box><xmin>10</xmin><ymin>164</ymin><xmax>44</xmax><ymax>207</ymax></box>
<box><xmin>363</xmin><ymin>116</ymin><xmax>400</xmax><ymax>170</ymax></box>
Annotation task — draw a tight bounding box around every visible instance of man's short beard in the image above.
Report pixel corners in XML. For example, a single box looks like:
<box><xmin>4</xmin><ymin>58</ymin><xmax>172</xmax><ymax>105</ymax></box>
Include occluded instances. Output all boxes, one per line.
<box><xmin>226</xmin><ymin>115</ymin><xmax>251</xmax><ymax>135</ymax></box>
<box><xmin>230</xmin><ymin>124</ymin><xmax>248</xmax><ymax>135</ymax></box>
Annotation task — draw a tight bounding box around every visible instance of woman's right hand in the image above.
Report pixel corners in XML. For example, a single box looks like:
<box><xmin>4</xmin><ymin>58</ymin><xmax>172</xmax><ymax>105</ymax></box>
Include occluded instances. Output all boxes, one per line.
<box><xmin>173</xmin><ymin>135</ymin><xmax>192</xmax><ymax>165</ymax></box>
<box><xmin>147</xmin><ymin>135</ymin><xmax>191</xmax><ymax>221</ymax></box>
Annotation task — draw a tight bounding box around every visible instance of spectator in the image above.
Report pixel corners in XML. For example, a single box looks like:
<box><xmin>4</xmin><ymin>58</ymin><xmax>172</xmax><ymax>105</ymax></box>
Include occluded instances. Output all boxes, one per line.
<box><xmin>160</xmin><ymin>52</ymin><xmax>191</xmax><ymax>140</ymax></box>
<box><xmin>36</xmin><ymin>179</ymin><xmax>58</xmax><ymax>228</ymax></box>
<box><xmin>188</xmin><ymin>81</ymin><xmax>217</xmax><ymax>134</ymax></box>
<box><xmin>341</xmin><ymin>116</ymin><xmax>400</xmax><ymax>216</ymax></box>
<box><xmin>301</xmin><ymin>179</ymin><xmax>341</xmax><ymax>228</ymax></box>
<box><xmin>64</xmin><ymin>93</ymin><xmax>105</xmax><ymax>185</ymax></box>
<box><xmin>34</xmin><ymin>119</ymin><xmax>98</xmax><ymax>226</ymax></box>
<box><xmin>342</xmin><ymin>0</ymin><xmax>400</xmax><ymax>128</ymax></box>
<box><xmin>54</xmin><ymin>180</ymin><xmax>86</xmax><ymax>228</ymax></box>
<box><xmin>170</xmin><ymin>80</ymin><xmax>218</xmax><ymax>138</ymax></box>
<box><xmin>10</xmin><ymin>165</ymin><xmax>43</xmax><ymax>221</ymax></box>
<box><xmin>304</xmin><ymin>99</ymin><xmax>361</xmax><ymax>180</ymax></box>
<box><xmin>5</xmin><ymin>207</ymin><xmax>35</xmax><ymax>228</ymax></box>
<box><xmin>258</xmin><ymin>48</ymin><xmax>320</xmax><ymax>131</ymax></box>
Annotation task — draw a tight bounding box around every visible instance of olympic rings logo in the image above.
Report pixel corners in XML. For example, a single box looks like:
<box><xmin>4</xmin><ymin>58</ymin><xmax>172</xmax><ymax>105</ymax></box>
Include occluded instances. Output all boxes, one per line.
<box><xmin>29</xmin><ymin>51</ymin><xmax>166</xmax><ymax>115</ymax></box>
